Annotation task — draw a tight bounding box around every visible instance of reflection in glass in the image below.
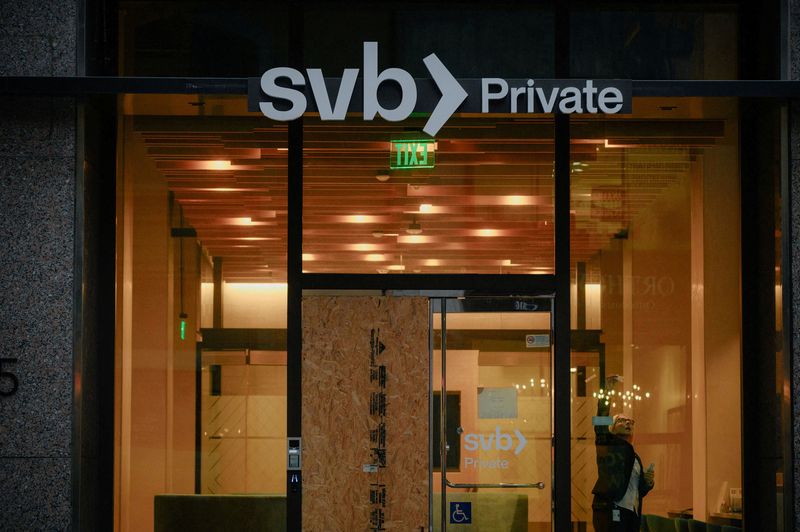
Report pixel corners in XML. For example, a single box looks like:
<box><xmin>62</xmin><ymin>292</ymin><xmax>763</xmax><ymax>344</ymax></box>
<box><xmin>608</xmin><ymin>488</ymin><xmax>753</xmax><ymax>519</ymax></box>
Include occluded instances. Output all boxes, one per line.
<box><xmin>570</xmin><ymin>8</ymin><xmax>737</xmax><ymax>80</ymax></box>
<box><xmin>119</xmin><ymin>2</ymin><xmax>288</xmax><ymax>76</ymax></box>
<box><xmin>569</xmin><ymin>99</ymin><xmax>742</xmax><ymax>530</ymax></box>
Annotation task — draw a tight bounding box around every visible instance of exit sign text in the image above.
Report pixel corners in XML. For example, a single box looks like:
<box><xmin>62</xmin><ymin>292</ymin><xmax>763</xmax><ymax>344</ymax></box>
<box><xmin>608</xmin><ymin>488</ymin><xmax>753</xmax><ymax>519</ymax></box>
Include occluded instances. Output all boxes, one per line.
<box><xmin>390</xmin><ymin>140</ymin><xmax>435</xmax><ymax>169</ymax></box>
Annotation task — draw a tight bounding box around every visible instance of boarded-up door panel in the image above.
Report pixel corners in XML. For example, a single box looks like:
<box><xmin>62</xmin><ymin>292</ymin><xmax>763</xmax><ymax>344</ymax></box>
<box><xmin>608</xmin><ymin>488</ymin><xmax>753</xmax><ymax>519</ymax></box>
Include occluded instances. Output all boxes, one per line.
<box><xmin>302</xmin><ymin>296</ymin><xmax>429</xmax><ymax>531</ymax></box>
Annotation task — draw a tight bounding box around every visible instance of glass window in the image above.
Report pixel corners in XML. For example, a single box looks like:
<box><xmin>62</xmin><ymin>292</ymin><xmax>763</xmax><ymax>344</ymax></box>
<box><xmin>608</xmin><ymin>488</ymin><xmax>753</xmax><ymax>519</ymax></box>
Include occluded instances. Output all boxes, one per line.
<box><xmin>570</xmin><ymin>7</ymin><xmax>738</xmax><ymax>79</ymax></box>
<box><xmin>304</xmin><ymin>3</ymin><xmax>554</xmax><ymax>78</ymax></box>
<box><xmin>432</xmin><ymin>298</ymin><xmax>553</xmax><ymax>531</ymax></box>
<box><xmin>302</xmin><ymin>115</ymin><xmax>554</xmax><ymax>274</ymax></box>
<box><xmin>300</xmin><ymin>1</ymin><xmax>557</xmax><ymax>279</ymax></box>
<box><xmin>569</xmin><ymin>98</ymin><xmax>743</xmax><ymax>529</ymax></box>
<box><xmin>119</xmin><ymin>2</ymin><xmax>288</xmax><ymax>76</ymax></box>
<box><xmin>115</xmin><ymin>95</ymin><xmax>288</xmax><ymax>530</ymax></box>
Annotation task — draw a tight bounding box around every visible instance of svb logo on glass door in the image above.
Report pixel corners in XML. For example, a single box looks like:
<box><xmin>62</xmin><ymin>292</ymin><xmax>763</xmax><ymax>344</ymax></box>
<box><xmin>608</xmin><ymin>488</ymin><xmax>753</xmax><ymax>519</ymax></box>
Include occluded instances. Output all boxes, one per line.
<box><xmin>462</xmin><ymin>426</ymin><xmax>528</xmax><ymax>470</ymax></box>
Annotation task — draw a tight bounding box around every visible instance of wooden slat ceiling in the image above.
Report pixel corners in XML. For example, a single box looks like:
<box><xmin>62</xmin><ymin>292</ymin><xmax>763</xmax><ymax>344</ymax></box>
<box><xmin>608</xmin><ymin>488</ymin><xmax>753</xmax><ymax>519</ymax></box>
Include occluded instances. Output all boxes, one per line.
<box><xmin>133</xmin><ymin>115</ymin><xmax>724</xmax><ymax>283</ymax></box>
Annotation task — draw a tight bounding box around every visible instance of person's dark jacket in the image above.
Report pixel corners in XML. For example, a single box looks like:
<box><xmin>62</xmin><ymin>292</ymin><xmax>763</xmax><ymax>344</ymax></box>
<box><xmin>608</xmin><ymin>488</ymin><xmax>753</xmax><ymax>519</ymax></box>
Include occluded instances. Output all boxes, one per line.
<box><xmin>591</xmin><ymin>398</ymin><xmax>653</xmax><ymax>511</ymax></box>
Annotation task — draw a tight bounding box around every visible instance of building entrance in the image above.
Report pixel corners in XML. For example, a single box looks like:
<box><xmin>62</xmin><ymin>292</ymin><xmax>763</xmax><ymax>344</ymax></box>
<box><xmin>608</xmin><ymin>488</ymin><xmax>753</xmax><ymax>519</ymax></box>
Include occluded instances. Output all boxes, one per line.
<box><xmin>433</xmin><ymin>296</ymin><xmax>553</xmax><ymax>531</ymax></box>
<box><xmin>298</xmin><ymin>293</ymin><xmax>554</xmax><ymax>531</ymax></box>
<box><xmin>111</xmin><ymin>94</ymin><xmax>758</xmax><ymax>531</ymax></box>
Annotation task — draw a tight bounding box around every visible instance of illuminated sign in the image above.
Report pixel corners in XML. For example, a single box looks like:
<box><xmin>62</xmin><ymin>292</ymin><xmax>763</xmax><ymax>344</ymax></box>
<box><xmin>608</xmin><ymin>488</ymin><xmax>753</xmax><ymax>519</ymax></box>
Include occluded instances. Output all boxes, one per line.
<box><xmin>247</xmin><ymin>42</ymin><xmax>631</xmax><ymax>136</ymax></box>
<box><xmin>390</xmin><ymin>139</ymin><xmax>435</xmax><ymax>169</ymax></box>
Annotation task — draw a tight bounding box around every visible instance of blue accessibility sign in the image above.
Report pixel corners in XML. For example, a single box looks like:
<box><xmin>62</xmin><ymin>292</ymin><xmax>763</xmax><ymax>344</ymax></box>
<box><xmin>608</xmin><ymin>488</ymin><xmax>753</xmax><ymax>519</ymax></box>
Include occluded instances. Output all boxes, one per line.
<box><xmin>450</xmin><ymin>501</ymin><xmax>472</xmax><ymax>524</ymax></box>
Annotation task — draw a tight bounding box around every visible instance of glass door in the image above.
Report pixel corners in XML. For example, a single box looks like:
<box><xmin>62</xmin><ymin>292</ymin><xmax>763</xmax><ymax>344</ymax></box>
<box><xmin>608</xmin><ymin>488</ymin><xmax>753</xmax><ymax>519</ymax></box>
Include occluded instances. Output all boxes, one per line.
<box><xmin>433</xmin><ymin>296</ymin><xmax>553</xmax><ymax>531</ymax></box>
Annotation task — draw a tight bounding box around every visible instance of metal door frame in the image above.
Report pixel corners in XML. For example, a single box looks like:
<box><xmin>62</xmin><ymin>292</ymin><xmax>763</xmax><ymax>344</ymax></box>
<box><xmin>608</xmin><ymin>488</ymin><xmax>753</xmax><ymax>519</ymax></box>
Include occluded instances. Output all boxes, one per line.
<box><xmin>430</xmin><ymin>295</ymin><xmax>555</xmax><ymax>530</ymax></box>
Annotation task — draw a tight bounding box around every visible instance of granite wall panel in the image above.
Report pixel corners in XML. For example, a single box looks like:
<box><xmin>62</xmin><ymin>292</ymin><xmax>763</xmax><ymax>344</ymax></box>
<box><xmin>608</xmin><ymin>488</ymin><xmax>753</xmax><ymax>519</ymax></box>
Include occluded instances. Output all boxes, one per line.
<box><xmin>792</xmin><ymin>0</ymin><xmax>800</xmax><ymax>82</ymax></box>
<box><xmin>791</xmin><ymin>1</ymin><xmax>800</xmax><ymax>526</ymax></box>
<box><xmin>0</xmin><ymin>0</ymin><xmax>77</xmax><ymax>77</ymax></box>
<box><xmin>791</xmin><ymin>103</ymin><xmax>800</xmax><ymax>530</ymax></box>
<box><xmin>0</xmin><ymin>97</ymin><xmax>76</xmax><ymax>157</ymax></box>
<box><xmin>788</xmin><ymin>2</ymin><xmax>800</xmax><ymax>527</ymax></box>
<box><xmin>0</xmin><ymin>457</ymin><xmax>72</xmax><ymax>530</ymax></box>
<box><xmin>0</xmin><ymin>1</ymin><xmax>77</xmax><ymax>528</ymax></box>
<box><xmin>0</xmin><ymin>98</ymin><xmax>76</xmax><ymax>528</ymax></box>
<box><xmin>793</xmin><ymin>155</ymin><xmax>800</xmax><ymax>532</ymax></box>
<box><xmin>790</xmin><ymin>0</ymin><xmax>800</xmax><ymax>519</ymax></box>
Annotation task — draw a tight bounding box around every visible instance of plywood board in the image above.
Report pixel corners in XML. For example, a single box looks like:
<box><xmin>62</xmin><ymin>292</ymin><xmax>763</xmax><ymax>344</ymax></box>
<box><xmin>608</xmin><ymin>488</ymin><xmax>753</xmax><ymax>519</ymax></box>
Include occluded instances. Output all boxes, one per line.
<box><xmin>302</xmin><ymin>296</ymin><xmax>429</xmax><ymax>531</ymax></box>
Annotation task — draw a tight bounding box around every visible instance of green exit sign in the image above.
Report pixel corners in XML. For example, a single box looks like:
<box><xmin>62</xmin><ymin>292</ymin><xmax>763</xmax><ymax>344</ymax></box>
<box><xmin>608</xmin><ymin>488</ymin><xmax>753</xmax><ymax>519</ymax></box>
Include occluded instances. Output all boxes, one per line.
<box><xmin>390</xmin><ymin>139</ymin><xmax>435</xmax><ymax>169</ymax></box>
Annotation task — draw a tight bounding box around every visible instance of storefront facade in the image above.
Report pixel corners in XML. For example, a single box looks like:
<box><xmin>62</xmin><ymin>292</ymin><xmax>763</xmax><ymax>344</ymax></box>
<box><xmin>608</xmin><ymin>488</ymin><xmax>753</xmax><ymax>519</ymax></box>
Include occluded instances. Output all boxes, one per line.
<box><xmin>1</xmin><ymin>1</ymin><xmax>799</xmax><ymax>531</ymax></box>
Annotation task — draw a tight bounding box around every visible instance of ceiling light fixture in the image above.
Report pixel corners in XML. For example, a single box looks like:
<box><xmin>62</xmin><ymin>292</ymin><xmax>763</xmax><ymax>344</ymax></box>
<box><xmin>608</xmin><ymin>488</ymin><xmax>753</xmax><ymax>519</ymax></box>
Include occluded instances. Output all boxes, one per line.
<box><xmin>400</xmin><ymin>235</ymin><xmax>428</xmax><ymax>244</ymax></box>
<box><xmin>375</xmin><ymin>170</ymin><xmax>391</xmax><ymax>182</ymax></box>
<box><xmin>351</xmin><ymin>243</ymin><xmax>379</xmax><ymax>252</ymax></box>
<box><xmin>344</xmin><ymin>214</ymin><xmax>379</xmax><ymax>224</ymax></box>
<box><xmin>406</xmin><ymin>218</ymin><xmax>422</xmax><ymax>235</ymax></box>
<box><xmin>196</xmin><ymin>160</ymin><xmax>232</xmax><ymax>171</ymax></box>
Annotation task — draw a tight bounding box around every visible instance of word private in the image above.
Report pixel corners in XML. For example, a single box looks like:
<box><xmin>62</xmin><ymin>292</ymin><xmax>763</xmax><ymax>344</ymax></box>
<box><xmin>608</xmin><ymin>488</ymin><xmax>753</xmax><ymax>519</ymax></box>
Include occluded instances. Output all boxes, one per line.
<box><xmin>482</xmin><ymin>78</ymin><xmax>625</xmax><ymax>114</ymax></box>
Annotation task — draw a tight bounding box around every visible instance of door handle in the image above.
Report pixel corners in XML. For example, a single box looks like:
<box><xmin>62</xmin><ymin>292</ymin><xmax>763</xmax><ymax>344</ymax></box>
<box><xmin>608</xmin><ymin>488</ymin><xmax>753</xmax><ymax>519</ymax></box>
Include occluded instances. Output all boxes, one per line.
<box><xmin>445</xmin><ymin>479</ymin><xmax>545</xmax><ymax>489</ymax></box>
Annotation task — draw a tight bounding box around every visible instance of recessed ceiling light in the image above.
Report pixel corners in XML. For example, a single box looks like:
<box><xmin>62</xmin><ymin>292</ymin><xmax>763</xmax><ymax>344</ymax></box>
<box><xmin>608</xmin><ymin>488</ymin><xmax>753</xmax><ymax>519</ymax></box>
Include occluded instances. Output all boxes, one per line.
<box><xmin>400</xmin><ymin>235</ymin><xmax>428</xmax><ymax>244</ymax></box>
<box><xmin>351</xmin><ymin>243</ymin><xmax>378</xmax><ymax>251</ymax></box>
<box><xmin>196</xmin><ymin>160</ymin><xmax>232</xmax><ymax>171</ymax></box>
<box><xmin>375</xmin><ymin>170</ymin><xmax>391</xmax><ymax>182</ymax></box>
<box><xmin>502</xmin><ymin>195</ymin><xmax>530</xmax><ymax>206</ymax></box>
<box><xmin>344</xmin><ymin>214</ymin><xmax>378</xmax><ymax>224</ymax></box>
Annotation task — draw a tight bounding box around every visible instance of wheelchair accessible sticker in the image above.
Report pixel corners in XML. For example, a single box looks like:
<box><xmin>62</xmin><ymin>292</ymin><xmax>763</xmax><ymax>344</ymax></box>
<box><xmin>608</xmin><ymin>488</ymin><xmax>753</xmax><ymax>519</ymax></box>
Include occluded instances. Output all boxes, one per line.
<box><xmin>450</xmin><ymin>502</ymin><xmax>472</xmax><ymax>524</ymax></box>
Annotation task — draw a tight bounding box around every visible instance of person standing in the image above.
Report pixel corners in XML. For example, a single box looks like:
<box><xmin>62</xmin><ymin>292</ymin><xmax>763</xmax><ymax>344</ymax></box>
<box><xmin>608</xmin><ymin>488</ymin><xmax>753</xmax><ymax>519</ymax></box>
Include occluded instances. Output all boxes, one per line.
<box><xmin>591</xmin><ymin>376</ymin><xmax>655</xmax><ymax>531</ymax></box>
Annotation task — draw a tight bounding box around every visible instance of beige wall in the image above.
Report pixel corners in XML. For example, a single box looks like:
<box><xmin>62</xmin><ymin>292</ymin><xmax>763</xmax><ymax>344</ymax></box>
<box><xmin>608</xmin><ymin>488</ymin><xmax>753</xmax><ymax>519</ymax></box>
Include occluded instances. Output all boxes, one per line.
<box><xmin>222</xmin><ymin>282</ymin><xmax>287</xmax><ymax>328</ymax></box>
<box><xmin>116</xmin><ymin>120</ymin><xmax>199</xmax><ymax>532</ymax></box>
<box><xmin>700</xmin><ymin>102</ymin><xmax>742</xmax><ymax>516</ymax></box>
<box><xmin>590</xmin><ymin>117</ymin><xmax>742</xmax><ymax>522</ymax></box>
<box><xmin>117</xmin><ymin>122</ymin><xmax>291</xmax><ymax>531</ymax></box>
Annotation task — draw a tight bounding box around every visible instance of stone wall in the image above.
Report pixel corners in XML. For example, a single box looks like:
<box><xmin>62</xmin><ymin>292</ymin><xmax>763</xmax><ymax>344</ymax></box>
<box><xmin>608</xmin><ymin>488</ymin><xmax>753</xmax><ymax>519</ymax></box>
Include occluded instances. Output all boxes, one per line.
<box><xmin>792</xmin><ymin>3</ymin><xmax>800</xmax><ymax>530</ymax></box>
<box><xmin>0</xmin><ymin>1</ymin><xmax>77</xmax><ymax>530</ymax></box>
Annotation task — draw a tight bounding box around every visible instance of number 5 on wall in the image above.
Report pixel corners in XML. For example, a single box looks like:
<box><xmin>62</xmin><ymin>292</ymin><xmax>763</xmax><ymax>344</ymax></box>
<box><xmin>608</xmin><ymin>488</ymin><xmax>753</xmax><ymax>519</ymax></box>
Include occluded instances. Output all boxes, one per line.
<box><xmin>0</xmin><ymin>358</ymin><xmax>19</xmax><ymax>397</ymax></box>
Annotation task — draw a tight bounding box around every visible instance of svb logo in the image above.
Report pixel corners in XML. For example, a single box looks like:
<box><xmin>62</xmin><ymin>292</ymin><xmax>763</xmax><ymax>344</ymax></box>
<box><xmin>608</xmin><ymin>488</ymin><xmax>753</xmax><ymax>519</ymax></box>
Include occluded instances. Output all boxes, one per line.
<box><xmin>253</xmin><ymin>42</ymin><xmax>630</xmax><ymax>136</ymax></box>
<box><xmin>463</xmin><ymin>426</ymin><xmax>527</xmax><ymax>455</ymax></box>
